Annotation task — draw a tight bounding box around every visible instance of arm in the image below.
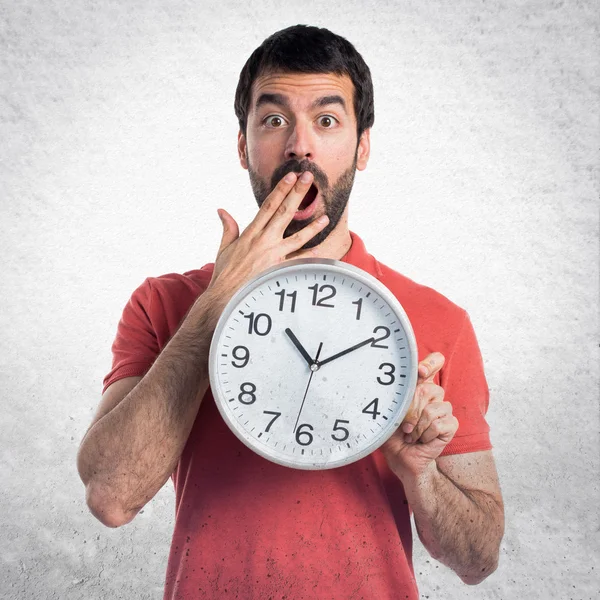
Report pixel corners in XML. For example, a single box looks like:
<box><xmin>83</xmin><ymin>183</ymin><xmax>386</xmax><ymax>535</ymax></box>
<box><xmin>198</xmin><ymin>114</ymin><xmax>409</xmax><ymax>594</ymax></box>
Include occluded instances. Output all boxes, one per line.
<box><xmin>402</xmin><ymin>451</ymin><xmax>504</xmax><ymax>584</ymax></box>
<box><xmin>76</xmin><ymin>289</ymin><xmax>224</xmax><ymax>528</ymax></box>
<box><xmin>77</xmin><ymin>171</ymin><xmax>328</xmax><ymax>527</ymax></box>
<box><xmin>381</xmin><ymin>354</ymin><xmax>504</xmax><ymax>584</ymax></box>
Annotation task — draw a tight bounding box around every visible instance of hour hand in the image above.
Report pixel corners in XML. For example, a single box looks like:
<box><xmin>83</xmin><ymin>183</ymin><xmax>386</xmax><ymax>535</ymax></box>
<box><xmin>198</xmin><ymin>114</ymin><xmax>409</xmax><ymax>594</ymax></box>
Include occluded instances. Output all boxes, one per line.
<box><xmin>285</xmin><ymin>328</ymin><xmax>314</xmax><ymax>367</ymax></box>
<box><xmin>318</xmin><ymin>337</ymin><xmax>375</xmax><ymax>368</ymax></box>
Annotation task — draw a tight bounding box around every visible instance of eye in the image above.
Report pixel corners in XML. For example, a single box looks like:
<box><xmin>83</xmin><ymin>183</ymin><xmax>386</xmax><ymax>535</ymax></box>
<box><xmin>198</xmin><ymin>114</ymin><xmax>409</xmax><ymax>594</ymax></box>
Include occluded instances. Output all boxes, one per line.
<box><xmin>264</xmin><ymin>115</ymin><xmax>287</xmax><ymax>128</ymax></box>
<box><xmin>318</xmin><ymin>115</ymin><xmax>338</xmax><ymax>128</ymax></box>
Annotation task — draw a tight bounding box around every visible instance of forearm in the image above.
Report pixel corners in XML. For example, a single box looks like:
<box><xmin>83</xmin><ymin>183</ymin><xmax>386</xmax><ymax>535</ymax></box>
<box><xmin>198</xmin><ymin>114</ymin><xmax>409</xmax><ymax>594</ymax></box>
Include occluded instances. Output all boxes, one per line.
<box><xmin>401</xmin><ymin>461</ymin><xmax>504</xmax><ymax>584</ymax></box>
<box><xmin>78</xmin><ymin>287</ymin><xmax>226</xmax><ymax>526</ymax></box>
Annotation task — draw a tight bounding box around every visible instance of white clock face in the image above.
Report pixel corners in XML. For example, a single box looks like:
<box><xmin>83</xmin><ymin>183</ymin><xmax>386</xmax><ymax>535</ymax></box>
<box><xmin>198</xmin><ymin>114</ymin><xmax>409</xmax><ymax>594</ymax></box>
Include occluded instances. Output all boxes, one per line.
<box><xmin>209</xmin><ymin>259</ymin><xmax>418</xmax><ymax>470</ymax></box>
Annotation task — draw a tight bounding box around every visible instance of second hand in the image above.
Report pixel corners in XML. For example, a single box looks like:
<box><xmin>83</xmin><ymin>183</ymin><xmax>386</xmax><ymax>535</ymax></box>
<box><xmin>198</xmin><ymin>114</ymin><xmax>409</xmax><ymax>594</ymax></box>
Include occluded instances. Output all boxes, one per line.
<box><xmin>293</xmin><ymin>341</ymin><xmax>323</xmax><ymax>434</ymax></box>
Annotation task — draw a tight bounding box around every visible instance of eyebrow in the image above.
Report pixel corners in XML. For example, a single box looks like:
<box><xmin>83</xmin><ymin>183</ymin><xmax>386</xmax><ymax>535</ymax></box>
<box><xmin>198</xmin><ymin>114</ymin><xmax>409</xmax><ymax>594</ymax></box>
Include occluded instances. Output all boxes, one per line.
<box><xmin>255</xmin><ymin>93</ymin><xmax>348</xmax><ymax>113</ymax></box>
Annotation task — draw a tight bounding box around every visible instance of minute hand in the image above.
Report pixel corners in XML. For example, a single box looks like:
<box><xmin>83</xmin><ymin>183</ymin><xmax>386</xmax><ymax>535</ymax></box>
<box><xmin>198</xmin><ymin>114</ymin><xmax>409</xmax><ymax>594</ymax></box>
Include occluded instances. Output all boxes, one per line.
<box><xmin>318</xmin><ymin>338</ymin><xmax>375</xmax><ymax>368</ymax></box>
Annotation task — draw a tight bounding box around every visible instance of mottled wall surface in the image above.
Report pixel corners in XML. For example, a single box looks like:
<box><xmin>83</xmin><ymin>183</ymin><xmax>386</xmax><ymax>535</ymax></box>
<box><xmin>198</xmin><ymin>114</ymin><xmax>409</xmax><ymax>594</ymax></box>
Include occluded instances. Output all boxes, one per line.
<box><xmin>1</xmin><ymin>1</ymin><xmax>598</xmax><ymax>598</ymax></box>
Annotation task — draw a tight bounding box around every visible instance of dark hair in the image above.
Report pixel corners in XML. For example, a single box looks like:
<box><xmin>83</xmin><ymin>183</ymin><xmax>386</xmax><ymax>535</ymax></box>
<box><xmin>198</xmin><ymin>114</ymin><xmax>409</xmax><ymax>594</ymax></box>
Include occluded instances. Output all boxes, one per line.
<box><xmin>234</xmin><ymin>25</ymin><xmax>374</xmax><ymax>138</ymax></box>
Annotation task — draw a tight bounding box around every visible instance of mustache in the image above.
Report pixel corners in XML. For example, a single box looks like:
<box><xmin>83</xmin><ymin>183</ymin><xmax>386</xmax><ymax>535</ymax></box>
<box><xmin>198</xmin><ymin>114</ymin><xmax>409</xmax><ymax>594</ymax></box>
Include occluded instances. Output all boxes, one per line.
<box><xmin>270</xmin><ymin>159</ymin><xmax>329</xmax><ymax>191</ymax></box>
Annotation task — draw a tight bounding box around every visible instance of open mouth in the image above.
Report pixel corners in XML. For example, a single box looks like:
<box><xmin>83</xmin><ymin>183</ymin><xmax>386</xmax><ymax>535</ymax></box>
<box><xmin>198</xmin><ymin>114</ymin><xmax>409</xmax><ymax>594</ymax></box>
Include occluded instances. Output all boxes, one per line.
<box><xmin>298</xmin><ymin>183</ymin><xmax>318</xmax><ymax>210</ymax></box>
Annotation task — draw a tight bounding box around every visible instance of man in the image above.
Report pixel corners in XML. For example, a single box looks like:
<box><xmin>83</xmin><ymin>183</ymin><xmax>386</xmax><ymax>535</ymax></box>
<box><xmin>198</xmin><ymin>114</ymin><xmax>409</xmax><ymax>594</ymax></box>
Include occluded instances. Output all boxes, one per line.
<box><xmin>77</xmin><ymin>25</ymin><xmax>504</xmax><ymax>599</ymax></box>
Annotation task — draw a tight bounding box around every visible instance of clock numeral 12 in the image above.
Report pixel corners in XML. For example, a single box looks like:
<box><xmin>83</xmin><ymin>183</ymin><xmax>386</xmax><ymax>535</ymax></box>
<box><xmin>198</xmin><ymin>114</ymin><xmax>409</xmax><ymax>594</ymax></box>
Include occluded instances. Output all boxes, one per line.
<box><xmin>274</xmin><ymin>289</ymin><xmax>297</xmax><ymax>312</ymax></box>
<box><xmin>308</xmin><ymin>284</ymin><xmax>336</xmax><ymax>308</ymax></box>
<box><xmin>243</xmin><ymin>312</ymin><xmax>272</xmax><ymax>336</ymax></box>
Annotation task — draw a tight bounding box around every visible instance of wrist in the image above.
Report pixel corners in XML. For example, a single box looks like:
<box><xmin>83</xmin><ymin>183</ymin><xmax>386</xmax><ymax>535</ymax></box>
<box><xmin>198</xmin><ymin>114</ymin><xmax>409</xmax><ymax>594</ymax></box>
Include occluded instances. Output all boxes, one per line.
<box><xmin>391</xmin><ymin>458</ymin><xmax>439</xmax><ymax>492</ymax></box>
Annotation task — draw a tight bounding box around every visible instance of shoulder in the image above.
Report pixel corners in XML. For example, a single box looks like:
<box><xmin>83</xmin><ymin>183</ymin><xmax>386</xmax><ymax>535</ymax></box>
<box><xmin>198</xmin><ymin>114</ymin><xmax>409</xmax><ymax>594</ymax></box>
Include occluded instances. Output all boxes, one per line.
<box><xmin>376</xmin><ymin>260</ymin><xmax>466</xmax><ymax>330</ymax></box>
<box><xmin>141</xmin><ymin>264</ymin><xmax>215</xmax><ymax>302</ymax></box>
<box><xmin>126</xmin><ymin>264</ymin><xmax>215</xmax><ymax>340</ymax></box>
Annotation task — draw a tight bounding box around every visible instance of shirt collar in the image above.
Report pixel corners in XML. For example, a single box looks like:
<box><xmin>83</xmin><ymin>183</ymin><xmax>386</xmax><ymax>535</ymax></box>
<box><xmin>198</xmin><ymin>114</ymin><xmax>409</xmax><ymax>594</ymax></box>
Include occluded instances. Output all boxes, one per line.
<box><xmin>341</xmin><ymin>231</ymin><xmax>382</xmax><ymax>279</ymax></box>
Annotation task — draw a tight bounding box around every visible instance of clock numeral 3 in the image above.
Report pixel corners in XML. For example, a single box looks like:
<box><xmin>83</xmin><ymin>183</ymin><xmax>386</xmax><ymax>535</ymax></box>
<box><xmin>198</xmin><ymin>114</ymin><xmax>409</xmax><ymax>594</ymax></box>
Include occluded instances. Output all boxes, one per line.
<box><xmin>371</xmin><ymin>326</ymin><xmax>390</xmax><ymax>349</ymax></box>
<box><xmin>377</xmin><ymin>363</ymin><xmax>396</xmax><ymax>385</ymax></box>
<box><xmin>263</xmin><ymin>410</ymin><xmax>281</xmax><ymax>432</ymax></box>
<box><xmin>243</xmin><ymin>312</ymin><xmax>272</xmax><ymax>336</ymax></box>
<box><xmin>308</xmin><ymin>284</ymin><xmax>336</xmax><ymax>308</ymax></box>
<box><xmin>295</xmin><ymin>423</ymin><xmax>314</xmax><ymax>446</ymax></box>
<box><xmin>362</xmin><ymin>398</ymin><xmax>381</xmax><ymax>419</ymax></box>
<box><xmin>275</xmin><ymin>289</ymin><xmax>297</xmax><ymax>312</ymax></box>
<box><xmin>331</xmin><ymin>419</ymin><xmax>350</xmax><ymax>442</ymax></box>
<box><xmin>238</xmin><ymin>382</ymin><xmax>257</xmax><ymax>405</ymax></box>
<box><xmin>231</xmin><ymin>345</ymin><xmax>250</xmax><ymax>368</ymax></box>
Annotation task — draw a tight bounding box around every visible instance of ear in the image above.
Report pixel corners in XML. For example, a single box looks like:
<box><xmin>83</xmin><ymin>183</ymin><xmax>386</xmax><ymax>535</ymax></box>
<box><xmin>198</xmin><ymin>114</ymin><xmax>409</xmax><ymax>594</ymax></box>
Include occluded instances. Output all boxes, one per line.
<box><xmin>238</xmin><ymin>130</ymin><xmax>249</xmax><ymax>170</ymax></box>
<box><xmin>356</xmin><ymin>128</ymin><xmax>371</xmax><ymax>171</ymax></box>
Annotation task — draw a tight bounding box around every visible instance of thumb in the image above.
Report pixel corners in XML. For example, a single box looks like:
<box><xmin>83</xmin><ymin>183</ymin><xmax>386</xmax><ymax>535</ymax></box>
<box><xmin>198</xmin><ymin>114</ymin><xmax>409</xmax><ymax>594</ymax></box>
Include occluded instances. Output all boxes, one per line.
<box><xmin>217</xmin><ymin>209</ymin><xmax>240</xmax><ymax>252</ymax></box>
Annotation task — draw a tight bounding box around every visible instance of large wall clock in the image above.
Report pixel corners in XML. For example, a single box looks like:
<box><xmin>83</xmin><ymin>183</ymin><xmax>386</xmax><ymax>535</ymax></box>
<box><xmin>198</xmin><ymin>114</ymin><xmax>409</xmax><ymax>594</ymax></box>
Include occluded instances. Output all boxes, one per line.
<box><xmin>209</xmin><ymin>259</ymin><xmax>418</xmax><ymax>470</ymax></box>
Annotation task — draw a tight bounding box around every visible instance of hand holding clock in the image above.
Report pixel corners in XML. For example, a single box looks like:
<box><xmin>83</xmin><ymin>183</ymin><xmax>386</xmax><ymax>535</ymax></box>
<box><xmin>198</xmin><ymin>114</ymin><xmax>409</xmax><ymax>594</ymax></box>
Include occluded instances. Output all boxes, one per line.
<box><xmin>380</xmin><ymin>352</ymin><xmax>459</xmax><ymax>481</ymax></box>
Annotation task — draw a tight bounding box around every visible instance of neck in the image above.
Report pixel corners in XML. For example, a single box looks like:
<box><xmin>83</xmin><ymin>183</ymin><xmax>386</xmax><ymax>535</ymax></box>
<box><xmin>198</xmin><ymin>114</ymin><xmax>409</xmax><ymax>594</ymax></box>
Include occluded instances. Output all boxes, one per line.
<box><xmin>314</xmin><ymin>207</ymin><xmax>352</xmax><ymax>260</ymax></box>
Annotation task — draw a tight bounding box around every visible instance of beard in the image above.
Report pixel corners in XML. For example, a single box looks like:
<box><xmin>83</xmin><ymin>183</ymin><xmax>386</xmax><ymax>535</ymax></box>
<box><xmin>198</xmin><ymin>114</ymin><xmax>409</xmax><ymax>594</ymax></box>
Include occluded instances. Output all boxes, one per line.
<box><xmin>248</xmin><ymin>154</ymin><xmax>358</xmax><ymax>249</ymax></box>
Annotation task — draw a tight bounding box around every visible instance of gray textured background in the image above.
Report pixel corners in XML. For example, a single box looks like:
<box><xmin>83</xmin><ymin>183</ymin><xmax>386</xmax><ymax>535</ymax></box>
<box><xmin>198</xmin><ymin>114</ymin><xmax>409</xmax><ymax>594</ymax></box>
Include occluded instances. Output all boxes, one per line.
<box><xmin>1</xmin><ymin>1</ymin><xmax>598</xmax><ymax>598</ymax></box>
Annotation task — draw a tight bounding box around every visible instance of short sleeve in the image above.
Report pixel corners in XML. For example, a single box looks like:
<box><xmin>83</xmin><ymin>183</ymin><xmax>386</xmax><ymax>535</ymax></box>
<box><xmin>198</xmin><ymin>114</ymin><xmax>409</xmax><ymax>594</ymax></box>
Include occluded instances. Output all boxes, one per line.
<box><xmin>439</xmin><ymin>312</ymin><xmax>492</xmax><ymax>455</ymax></box>
<box><xmin>102</xmin><ymin>278</ymin><xmax>160</xmax><ymax>393</ymax></box>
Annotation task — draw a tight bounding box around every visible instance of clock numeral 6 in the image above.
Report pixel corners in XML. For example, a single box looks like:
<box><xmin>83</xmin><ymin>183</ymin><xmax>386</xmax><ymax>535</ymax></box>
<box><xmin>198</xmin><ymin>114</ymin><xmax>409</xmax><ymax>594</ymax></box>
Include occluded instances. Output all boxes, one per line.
<box><xmin>238</xmin><ymin>382</ymin><xmax>257</xmax><ymax>405</ymax></box>
<box><xmin>331</xmin><ymin>419</ymin><xmax>350</xmax><ymax>442</ymax></box>
<box><xmin>295</xmin><ymin>423</ymin><xmax>314</xmax><ymax>446</ymax></box>
<box><xmin>308</xmin><ymin>283</ymin><xmax>336</xmax><ymax>308</ymax></box>
<box><xmin>231</xmin><ymin>345</ymin><xmax>250</xmax><ymax>368</ymax></box>
<box><xmin>377</xmin><ymin>363</ymin><xmax>396</xmax><ymax>385</ymax></box>
<box><xmin>243</xmin><ymin>312</ymin><xmax>272</xmax><ymax>336</ymax></box>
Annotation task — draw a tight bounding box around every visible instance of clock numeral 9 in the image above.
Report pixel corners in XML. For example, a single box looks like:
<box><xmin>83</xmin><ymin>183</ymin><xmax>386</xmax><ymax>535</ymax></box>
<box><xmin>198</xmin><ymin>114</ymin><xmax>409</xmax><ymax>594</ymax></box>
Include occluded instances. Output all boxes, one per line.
<box><xmin>377</xmin><ymin>363</ymin><xmax>396</xmax><ymax>385</ymax></box>
<box><xmin>274</xmin><ymin>289</ymin><xmax>297</xmax><ymax>312</ymax></box>
<box><xmin>231</xmin><ymin>345</ymin><xmax>250</xmax><ymax>368</ymax></box>
<box><xmin>308</xmin><ymin>284</ymin><xmax>336</xmax><ymax>308</ymax></box>
<box><xmin>295</xmin><ymin>423</ymin><xmax>314</xmax><ymax>446</ymax></box>
<box><xmin>238</xmin><ymin>382</ymin><xmax>257</xmax><ymax>405</ymax></box>
<box><xmin>243</xmin><ymin>312</ymin><xmax>272</xmax><ymax>336</ymax></box>
<box><xmin>331</xmin><ymin>419</ymin><xmax>350</xmax><ymax>442</ymax></box>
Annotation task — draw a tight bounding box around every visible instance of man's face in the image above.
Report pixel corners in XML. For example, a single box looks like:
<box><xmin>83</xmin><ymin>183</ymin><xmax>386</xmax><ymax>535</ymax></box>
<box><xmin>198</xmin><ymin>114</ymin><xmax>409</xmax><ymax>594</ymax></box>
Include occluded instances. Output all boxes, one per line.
<box><xmin>238</xmin><ymin>72</ymin><xmax>370</xmax><ymax>248</ymax></box>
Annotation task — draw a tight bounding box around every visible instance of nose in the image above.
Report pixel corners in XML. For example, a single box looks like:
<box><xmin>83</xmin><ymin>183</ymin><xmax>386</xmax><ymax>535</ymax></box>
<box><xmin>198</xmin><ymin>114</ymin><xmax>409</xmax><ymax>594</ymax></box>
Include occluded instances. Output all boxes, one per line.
<box><xmin>284</xmin><ymin>121</ymin><xmax>314</xmax><ymax>161</ymax></box>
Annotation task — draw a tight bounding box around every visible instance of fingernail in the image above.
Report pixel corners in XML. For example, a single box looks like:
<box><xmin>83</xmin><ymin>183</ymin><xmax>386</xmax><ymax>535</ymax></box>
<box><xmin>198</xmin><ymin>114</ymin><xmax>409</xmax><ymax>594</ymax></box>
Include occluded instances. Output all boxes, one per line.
<box><xmin>300</xmin><ymin>171</ymin><xmax>312</xmax><ymax>183</ymax></box>
<box><xmin>402</xmin><ymin>423</ymin><xmax>414</xmax><ymax>434</ymax></box>
<box><xmin>317</xmin><ymin>214</ymin><xmax>328</xmax><ymax>224</ymax></box>
<box><xmin>284</xmin><ymin>172</ymin><xmax>296</xmax><ymax>183</ymax></box>
<box><xmin>404</xmin><ymin>435</ymin><xmax>413</xmax><ymax>444</ymax></box>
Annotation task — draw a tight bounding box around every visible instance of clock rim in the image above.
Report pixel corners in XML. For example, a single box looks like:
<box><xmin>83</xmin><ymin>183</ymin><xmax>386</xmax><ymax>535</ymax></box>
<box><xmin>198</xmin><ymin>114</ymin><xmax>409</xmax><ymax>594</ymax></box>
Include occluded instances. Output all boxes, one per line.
<box><xmin>208</xmin><ymin>258</ymin><xmax>418</xmax><ymax>470</ymax></box>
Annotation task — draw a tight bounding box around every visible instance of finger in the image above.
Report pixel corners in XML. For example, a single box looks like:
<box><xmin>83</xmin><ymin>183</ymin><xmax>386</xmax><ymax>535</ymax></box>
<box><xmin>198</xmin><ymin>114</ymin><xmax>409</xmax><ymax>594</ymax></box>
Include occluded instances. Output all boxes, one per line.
<box><xmin>267</xmin><ymin>171</ymin><xmax>315</xmax><ymax>233</ymax></box>
<box><xmin>418</xmin><ymin>413</ymin><xmax>459</xmax><ymax>445</ymax></box>
<box><xmin>401</xmin><ymin>381</ymin><xmax>444</xmax><ymax>435</ymax></box>
<box><xmin>216</xmin><ymin>209</ymin><xmax>240</xmax><ymax>254</ymax></box>
<box><xmin>406</xmin><ymin>396</ymin><xmax>450</xmax><ymax>444</ymax></box>
<box><xmin>247</xmin><ymin>172</ymin><xmax>299</xmax><ymax>233</ymax></box>
<box><xmin>418</xmin><ymin>352</ymin><xmax>445</xmax><ymax>382</ymax></box>
<box><xmin>283</xmin><ymin>214</ymin><xmax>330</xmax><ymax>258</ymax></box>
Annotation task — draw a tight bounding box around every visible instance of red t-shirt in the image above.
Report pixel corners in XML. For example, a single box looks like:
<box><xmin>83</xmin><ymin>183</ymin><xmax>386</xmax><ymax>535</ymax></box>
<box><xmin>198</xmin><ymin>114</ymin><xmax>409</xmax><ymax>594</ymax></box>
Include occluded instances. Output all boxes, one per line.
<box><xmin>103</xmin><ymin>232</ymin><xmax>491</xmax><ymax>600</ymax></box>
